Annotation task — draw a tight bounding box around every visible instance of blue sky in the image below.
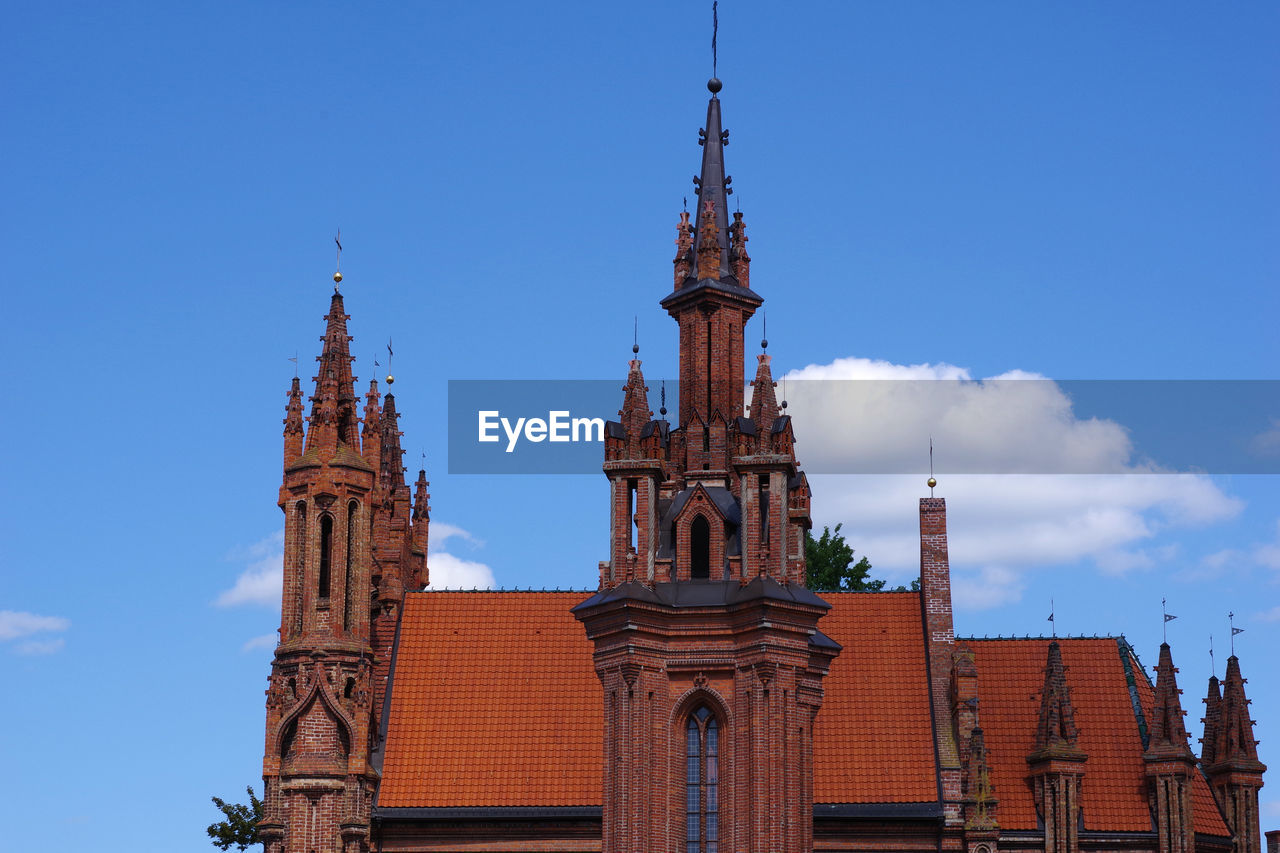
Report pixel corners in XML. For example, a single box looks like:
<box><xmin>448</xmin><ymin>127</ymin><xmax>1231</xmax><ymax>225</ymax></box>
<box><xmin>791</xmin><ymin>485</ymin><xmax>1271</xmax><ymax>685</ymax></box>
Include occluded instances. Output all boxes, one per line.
<box><xmin>2</xmin><ymin>2</ymin><xmax>1278</xmax><ymax>850</ymax></box>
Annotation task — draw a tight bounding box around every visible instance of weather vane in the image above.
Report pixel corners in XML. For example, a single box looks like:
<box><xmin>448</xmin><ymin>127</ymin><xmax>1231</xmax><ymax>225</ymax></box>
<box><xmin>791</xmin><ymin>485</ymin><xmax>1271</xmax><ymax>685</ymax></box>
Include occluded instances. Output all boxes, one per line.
<box><xmin>711</xmin><ymin>1</ymin><xmax>719</xmax><ymax>79</ymax></box>
<box><xmin>660</xmin><ymin>380</ymin><xmax>668</xmax><ymax>417</ymax></box>
<box><xmin>633</xmin><ymin>316</ymin><xmax>639</xmax><ymax>357</ymax></box>
<box><xmin>333</xmin><ymin>229</ymin><xmax>343</xmax><ymax>290</ymax></box>
<box><xmin>928</xmin><ymin>437</ymin><xmax>937</xmax><ymax>495</ymax></box>
<box><xmin>1229</xmin><ymin>611</ymin><xmax>1244</xmax><ymax>654</ymax></box>
<box><xmin>1209</xmin><ymin>634</ymin><xmax>1216</xmax><ymax>678</ymax></box>
<box><xmin>761</xmin><ymin>311</ymin><xmax>768</xmax><ymax>351</ymax></box>
<box><xmin>288</xmin><ymin>350</ymin><xmax>298</xmax><ymax>378</ymax></box>
<box><xmin>1048</xmin><ymin>598</ymin><xmax>1055</xmax><ymax>637</ymax></box>
<box><xmin>1162</xmin><ymin>597</ymin><xmax>1177</xmax><ymax>642</ymax></box>
<box><xmin>386</xmin><ymin>337</ymin><xmax>395</xmax><ymax>385</ymax></box>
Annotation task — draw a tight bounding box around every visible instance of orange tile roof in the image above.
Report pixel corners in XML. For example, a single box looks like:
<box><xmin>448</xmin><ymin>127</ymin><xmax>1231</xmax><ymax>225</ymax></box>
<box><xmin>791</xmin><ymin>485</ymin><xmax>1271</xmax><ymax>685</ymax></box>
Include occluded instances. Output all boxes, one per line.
<box><xmin>377</xmin><ymin>591</ymin><xmax>1226</xmax><ymax>837</ymax></box>
<box><xmin>966</xmin><ymin>638</ymin><xmax>1229</xmax><ymax>836</ymax></box>
<box><xmin>812</xmin><ymin>592</ymin><xmax>938</xmax><ymax>803</ymax></box>
<box><xmin>377</xmin><ymin>592</ymin><xmax>603</xmax><ymax>808</ymax></box>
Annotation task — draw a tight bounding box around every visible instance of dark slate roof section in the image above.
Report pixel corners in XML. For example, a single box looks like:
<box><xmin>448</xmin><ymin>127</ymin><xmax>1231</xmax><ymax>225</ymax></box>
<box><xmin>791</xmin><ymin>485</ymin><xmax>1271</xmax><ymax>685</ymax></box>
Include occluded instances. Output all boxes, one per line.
<box><xmin>660</xmin><ymin>275</ymin><xmax>763</xmax><ymax>308</ymax></box>
<box><xmin>810</xmin><ymin>629</ymin><xmax>842</xmax><ymax>651</ymax></box>
<box><xmin>771</xmin><ymin>414</ymin><xmax>791</xmax><ymax>434</ymax></box>
<box><xmin>814</xmin><ymin>802</ymin><xmax>943</xmax><ymax>820</ymax></box>
<box><xmin>663</xmin><ymin>485</ymin><xmax>741</xmax><ymax>527</ymax></box>
<box><xmin>573</xmin><ymin>578</ymin><xmax>832</xmax><ymax>612</ymax></box>
<box><xmin>605</xmin><ymin>420</ymin><xmax>626</xmax><ymax>440</ymax></box>
<box><xmin>735</xmin><ymin>415</ymin><xmax>757</xmax><ymax>435</ymax></box>
<box><xmin>1118</xmin><ymin>636</ymin><xmax>1151</xmax><ymax>750</ymax></box>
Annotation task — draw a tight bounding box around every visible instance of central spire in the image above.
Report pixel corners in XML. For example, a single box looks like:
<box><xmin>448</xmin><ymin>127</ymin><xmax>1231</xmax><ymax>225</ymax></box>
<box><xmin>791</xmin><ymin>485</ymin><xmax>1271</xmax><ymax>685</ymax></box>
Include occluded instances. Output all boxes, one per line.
<box><xmin>690</xmin><ymin>78</ymin><xmax>733</xmax><ymax>284</ymax></box>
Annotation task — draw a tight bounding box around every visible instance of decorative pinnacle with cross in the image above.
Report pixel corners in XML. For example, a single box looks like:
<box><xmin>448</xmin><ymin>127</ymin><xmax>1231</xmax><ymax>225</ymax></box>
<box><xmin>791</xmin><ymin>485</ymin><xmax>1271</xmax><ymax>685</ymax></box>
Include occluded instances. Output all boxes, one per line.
<box><xmin>333</xmin><ymin>230</ymin><xmax>344</xmax><ymax>290</ymax></box>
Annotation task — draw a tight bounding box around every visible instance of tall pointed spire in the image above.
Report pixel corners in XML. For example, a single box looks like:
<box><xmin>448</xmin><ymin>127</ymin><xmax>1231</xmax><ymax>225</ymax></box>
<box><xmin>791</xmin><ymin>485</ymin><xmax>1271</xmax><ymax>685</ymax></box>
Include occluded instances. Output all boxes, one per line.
<box><xmin>362</xmin><ymin>378</ymin><xmax>382</xmax><ymax>472</ymax></box>
<box><xmin>618</xmin><ymin>358</ymin><xmax>653</xmax><ymax>450</ymax></box>
<box><xmin>749</xmin><ymin>353</ymin><xmax>778</xmax><ymax>433</ymax></box>
<box><xmin>1146</xmin><ymin>643</ymin><xmax>1194</xmax><ymax>758</ymax></box>
<box><xmin>1031</xmin><ymin>641</ymin><xmax>1085</xmax><ymax>759</ymax></box>
<box><xmin>1214</xmin><ymin>656</ymin><xmax>1262</xmax><ymax>765</ymax></box>
<box><xmin>379</xmin><ymin>393</ymin><xmax>407</xmax><ymax>496</ymax></box>
<box><xmin>689</xmin><ymin>78</ymin><xmax>733</xmax><ymax>284</ymax></box>
<box><xmin>283</xmin><ymin>376</ymin><xmax>304</xmax><ymax>470</ymax></box>
<box><xmin>305</xmin><ymin>291</ymin><xmax>360</xmax><ymax>457</ymax></box>
<box><xmin>1201</xmin><ymin>674</ymin><xmax>1222</xmax><ymax>766</ymax></box>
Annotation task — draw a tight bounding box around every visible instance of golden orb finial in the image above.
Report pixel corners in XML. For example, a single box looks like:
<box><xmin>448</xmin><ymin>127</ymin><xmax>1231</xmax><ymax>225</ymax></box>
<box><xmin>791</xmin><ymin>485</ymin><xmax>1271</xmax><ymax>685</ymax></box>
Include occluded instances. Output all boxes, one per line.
<box><xmin>386</xmin><ymin>374</ymin><xmax>395</xmax><ymax>385</ymax></box>
<box><xmin>927</xmin><ymin>477</ymin><xmax>937</xmax><ymax>489</ymax></box>
<box><xmin>333</xmin><ymin>270</ymin><xmax>343</xmax><ymax>284</ymax></box>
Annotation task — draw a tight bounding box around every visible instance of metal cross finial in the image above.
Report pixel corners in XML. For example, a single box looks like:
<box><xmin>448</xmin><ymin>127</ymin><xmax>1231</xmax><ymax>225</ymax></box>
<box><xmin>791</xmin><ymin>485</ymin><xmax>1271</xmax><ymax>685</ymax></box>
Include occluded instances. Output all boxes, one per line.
<box><xmin>335</xmin><ymin>229</ymin><xmax>343</xmax><ymax>271</ymax></box>
<box><xmin>421</xmin><ymin>450</ymin><xmax>426</xmax><ymax>472</ymax></box>
<box><xmin>289</xmin><ymin>351</ymin><xmax>298</xmax><ymax>378</ymax></box>
<box><xmin>633</xmin><ymin>316</ymin><xmax>639</xmax><ymax>357</ymax></box>
<box><xmin>930</xmin><ymin>437</ymin><xmax>935</xmax><ymax>497</ymax></box>
<box><xmin>1210</xmin><ymin>634</ymin><xmax>1216</xmax><ymax>678</ymax></box>
<box><xmin>1048</xmin><ymin>598</ymin><xmax>1056</xmax><ymax>637</ymax></box>
<box><xmin>711</xmin><ymin>1</ymin><xmax>718</xmax><ymax>79</ymax></box>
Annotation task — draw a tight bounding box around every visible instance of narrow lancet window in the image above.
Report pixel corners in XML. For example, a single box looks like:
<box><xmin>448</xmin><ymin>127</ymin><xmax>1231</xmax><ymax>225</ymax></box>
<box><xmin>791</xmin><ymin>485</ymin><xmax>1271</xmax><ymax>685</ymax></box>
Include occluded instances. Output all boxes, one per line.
<box><xmin>344</xmin><ymin>501</ymin><xmax>357</xmax><ymax>631</ymax></box>
<box><xmin>759</xmin><ymin>474</ymin><xmax>770</xmax><ymax>545</ymax></box>
<box><xmin>691</xmin><ymin>515</ymin><xmax>710</xmax><ymax>579</ymax></box>
<box><xmin>293</xmin><ymin>502</ymin><xmax>306</xmax><ymax>634</ymax></box>
<box><xmin>686</xmin><ymin>706</ymin><xmax>719</xmax><ymax>853</ymax></box>
<box><xmin>318</xmin><ymin>514</ymin><xmax>333</xmax><ymax>599</ymax></box>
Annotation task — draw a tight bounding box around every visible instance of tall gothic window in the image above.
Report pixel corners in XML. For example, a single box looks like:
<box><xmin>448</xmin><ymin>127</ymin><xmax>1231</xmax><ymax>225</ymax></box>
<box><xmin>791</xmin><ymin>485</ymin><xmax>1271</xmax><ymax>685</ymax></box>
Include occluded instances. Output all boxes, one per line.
<box><xmin>318</xmin><ymin>514</ymin><xmax>333</xmax><ymax>599</ymax></box>
<box><xmin>685</xmin><ymin>706</ymin><xmax>719</xmax><ymax>853</ymax></box>
<box><xmin>690</xmin><ymin>515</ymin><xmax>710</xmax><ymax>579</ymax></box>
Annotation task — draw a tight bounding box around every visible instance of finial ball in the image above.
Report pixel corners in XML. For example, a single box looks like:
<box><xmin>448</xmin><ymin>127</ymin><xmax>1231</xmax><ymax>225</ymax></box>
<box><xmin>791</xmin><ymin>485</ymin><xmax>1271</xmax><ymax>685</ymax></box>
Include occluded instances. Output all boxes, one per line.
<box><xmin>707</xmin><ymin>77</ymin><xmax>722</xmax><ymax>94</ymax></box>
<box><xmin>333</xmin><ymin>271</ymin><xmax>343</xmax><ymax>283</ymax></box>
<box><xmin>632</xmin><ymin>344</ymin><xmax>639</xmax><ymax>355</ymax></box>
<box><xmin>761</xmin><ymin>338</ymin><xmax>768</xmax><ymax>350</ymax></box>
<box><xmin>386</xmin><ymin>374</ymin><xmax>395</xmax><ymax>385</ymax></box>
<box><xmin>928</xmin><ymin>477</ymin><xmax>937</xmax><ymax>489</ymax></box>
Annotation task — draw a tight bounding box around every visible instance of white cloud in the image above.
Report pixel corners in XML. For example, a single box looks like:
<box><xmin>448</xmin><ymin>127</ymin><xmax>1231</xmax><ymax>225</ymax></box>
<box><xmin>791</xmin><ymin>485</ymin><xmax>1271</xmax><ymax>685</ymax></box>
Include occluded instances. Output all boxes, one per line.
<box><xmin>427</xmin><ymin>552</ymin><xmax>497</xmax><ymax>590</ymax></box>
<box><xmin>783</xmin><ymin>357</ymin><xmax>1136</xmax><ymax>475</ymax></box>
<box><xmin>0</xmin><ymin>610</ymin><xmax>70</xmax><ymax>641</ymax></box>
<box><xmin>216</xmin><ymin>532</ymin><xmax>284</xmax><ymax>608</ymax></box>
<box><xmin>792</xmin><ymin>355</ymin><xmax>1244</xmax><ymax>611</ymax></box>
<box><xmin>1254</xmin><ymin>520</ymin><xmax>1280</xmax><ymax>570</ymax></box>
<box><xmin>15</xmin><ymin>638</ymin><xmax>66</xmax><ymax>656</ymax></box>
<box><xmin>432</xmin><ymin>522</ymin><xmax>483</xmax><ymax>549</ymax></box>
<box><xmin>242</xmin><ymin>633</ymin><xmax>277</xmax><ymax>652</ymax></box>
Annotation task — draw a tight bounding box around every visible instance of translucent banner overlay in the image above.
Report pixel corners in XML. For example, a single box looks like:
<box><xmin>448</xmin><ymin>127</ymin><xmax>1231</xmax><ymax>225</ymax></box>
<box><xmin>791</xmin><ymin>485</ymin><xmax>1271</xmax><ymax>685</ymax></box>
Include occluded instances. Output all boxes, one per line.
<box><xmin>447</xmin><ymin>379</ymin><xmax>1280</xmax><ymax>475</ymax></box>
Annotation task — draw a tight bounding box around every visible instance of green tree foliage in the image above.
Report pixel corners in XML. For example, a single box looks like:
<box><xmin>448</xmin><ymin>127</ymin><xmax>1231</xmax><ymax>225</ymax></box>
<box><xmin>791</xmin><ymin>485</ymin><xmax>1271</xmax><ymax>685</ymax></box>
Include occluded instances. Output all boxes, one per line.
<box><xmin>804</xmin><ymin>523</ymin><xmax>918</xmax><ymax>592</ymax></box>
<box><xmin>208</xmin><ymin>786</ymin><xmax>262</xmax><ymax>852</ymax></box>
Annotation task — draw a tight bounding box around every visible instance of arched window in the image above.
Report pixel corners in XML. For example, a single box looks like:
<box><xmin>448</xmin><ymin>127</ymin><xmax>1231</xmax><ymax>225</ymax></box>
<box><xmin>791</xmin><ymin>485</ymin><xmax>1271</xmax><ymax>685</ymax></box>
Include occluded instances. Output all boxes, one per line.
<box><xmin>293</xmin><ymin>502</ymin><xmax>306</xmax><ymax>634</ymax></box>
<box><xmin>344</xmin><ymin>501</ymin><xmax>358</xmax><ymax>631</ymax></box>
<box><xmin>318</xmin><ymin>515</ymin><xmax>333</xmax><ymax>599</ymax></box>
<box><xmin>690</xmin><ymin>515</ymin><xmax>710</xmax><ymax>579</ymax></box>
<box><xmin>685</xmin><ymin>706</ymin><xmax>719</xmax><ymax>853</ymax></box>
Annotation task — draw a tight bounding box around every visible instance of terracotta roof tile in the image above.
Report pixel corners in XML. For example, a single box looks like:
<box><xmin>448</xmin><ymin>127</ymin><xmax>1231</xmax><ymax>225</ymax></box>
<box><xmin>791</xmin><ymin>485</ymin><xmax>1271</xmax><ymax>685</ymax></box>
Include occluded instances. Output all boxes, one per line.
<box><xmin>966</xmin><ymin>638</ymin><xmax>1229</xmax><ymax>836</ymax></box>
<box><xmin>378</xmin><ymin>592</ymin><xmax>602</xmax><ymax>808</ymax></box>
<box><xmin>813</xmin><ymin>593</ymin><xmax>938</xmax><ymax>804</ymax></box>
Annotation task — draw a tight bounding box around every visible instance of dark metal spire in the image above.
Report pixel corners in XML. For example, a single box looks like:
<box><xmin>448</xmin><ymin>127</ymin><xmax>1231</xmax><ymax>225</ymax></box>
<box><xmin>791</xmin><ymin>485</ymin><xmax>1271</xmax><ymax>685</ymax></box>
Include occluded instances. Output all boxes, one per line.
<box><xmin>690</xmin><ymin>78</ymin><xmax>734</xmax><ymax>284</ymax></box>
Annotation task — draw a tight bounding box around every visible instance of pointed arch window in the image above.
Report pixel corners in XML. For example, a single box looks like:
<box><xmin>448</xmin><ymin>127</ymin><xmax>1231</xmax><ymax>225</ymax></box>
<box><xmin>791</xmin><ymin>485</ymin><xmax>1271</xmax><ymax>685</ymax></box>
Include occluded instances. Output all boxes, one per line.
<box><xmin>685</xmin><ymin>705</ymin><xmax>719</xmax><ymax>853</ymax></box>
<box><xmin>690</xmin><ymin>515</ymin><xmax>710</xmax><ymax>579</ymax></box>
<box><xmin>318</xmin><ymin>514</ymin><xmax>333</xmax><ymax>599</ymax></box>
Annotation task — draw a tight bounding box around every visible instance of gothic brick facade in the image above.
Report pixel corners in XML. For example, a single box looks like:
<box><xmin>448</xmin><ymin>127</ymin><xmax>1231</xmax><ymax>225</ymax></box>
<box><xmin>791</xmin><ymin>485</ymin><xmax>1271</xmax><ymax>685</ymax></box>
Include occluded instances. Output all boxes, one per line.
<box><xmin>259</xmin><ymin>75</ymin><xmax>1267</xmax><ymax>853</ymax></box>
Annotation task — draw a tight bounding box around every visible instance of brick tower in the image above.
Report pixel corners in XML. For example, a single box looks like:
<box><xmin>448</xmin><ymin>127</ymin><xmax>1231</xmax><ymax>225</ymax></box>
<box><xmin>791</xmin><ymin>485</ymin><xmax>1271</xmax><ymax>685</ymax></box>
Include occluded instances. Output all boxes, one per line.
<box><xmin>1203</xmin><ymin>655</ymin><xmax>1267</xmax><ymax>853</ymax></box>
<box><xmin>1144</xmin><ymin>643</ymin><xmax>1198</xmax><ymax>853</ymax></box>
<box><xmin>575</xmin><ymin>75</ymin><xmax>839</xmax><ymax>853</ymax></box>
<box><xmin>259</xmin><ymin>274</ymin><xmax>429</xmax><ymax>853</ymax></box>
<box><xmin>1027</xmin><ymin>640</ymin><xmax>1088</xmax><ymax>853</ymax></box>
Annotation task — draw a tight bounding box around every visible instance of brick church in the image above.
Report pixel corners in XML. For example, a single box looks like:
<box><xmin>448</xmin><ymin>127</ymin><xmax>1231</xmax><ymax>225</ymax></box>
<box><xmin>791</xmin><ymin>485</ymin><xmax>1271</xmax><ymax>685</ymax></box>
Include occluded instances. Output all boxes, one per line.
<box><xmin>256</xmin><ymin>74</ymin><xmax>1269</xmax><ymax>853</ymax></box>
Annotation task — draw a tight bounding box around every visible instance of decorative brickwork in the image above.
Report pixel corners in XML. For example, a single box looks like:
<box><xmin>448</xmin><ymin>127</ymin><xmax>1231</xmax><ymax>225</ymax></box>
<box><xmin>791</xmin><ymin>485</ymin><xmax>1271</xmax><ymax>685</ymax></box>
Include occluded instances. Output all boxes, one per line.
<box><xmin>1145</xmin><ymin>643</ymin><xmax>1198</xmax><ymax>853</ymax></box>
<box><xmin>261</xmin><ymin>287</ymin><xmax>427</xmax><ymax>853</ymax></box>
<box><xmin>1028</xmin><ymin>640</ymin><xmax>1088</xmax><ymax>853</ymax></box>
<box><xmin>1205</xmin><ymin>656</ymin><xmax>1267</xmax><ymax>853</ymax></box>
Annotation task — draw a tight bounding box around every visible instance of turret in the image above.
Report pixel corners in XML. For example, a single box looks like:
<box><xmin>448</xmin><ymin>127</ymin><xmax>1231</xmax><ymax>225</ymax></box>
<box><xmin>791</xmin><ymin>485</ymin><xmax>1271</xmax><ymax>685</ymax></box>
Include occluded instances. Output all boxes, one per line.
<box><xmin>1144</xmin><ymin>643</ymin><xmax>1198</xmax><ymax>853</ymax></box>
<box><xmin>1027</xmin><ymin>640</ymin><xmax>1088</xmax><ymax>853</ymax></box>
<box><xmin>1206</xmin><ymin>656</ymin><xmax>1267</xmax><ymax>853</ymax></box>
